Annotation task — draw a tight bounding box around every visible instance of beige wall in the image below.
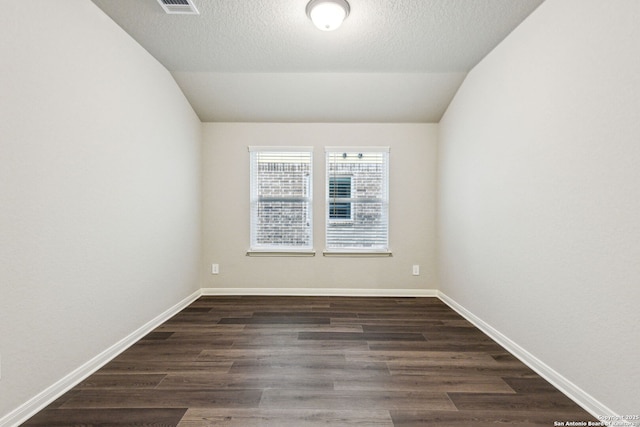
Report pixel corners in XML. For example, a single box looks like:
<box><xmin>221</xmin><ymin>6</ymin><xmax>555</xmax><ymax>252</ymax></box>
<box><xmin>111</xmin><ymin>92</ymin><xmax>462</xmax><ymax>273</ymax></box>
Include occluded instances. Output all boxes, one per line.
<box><xmin>202</xmin><ymin>123</ymin><xmax>437</xmax><ymax>292</ymax></box>
<box><xmin>0</xmin><ymin>1</ymin><xmax>201</xmax><ymax>420</ymax></box>
<box><xmin>439</xmin><ymin>0</ymin><xmax>640</xmax><ymax>415</ymax></box>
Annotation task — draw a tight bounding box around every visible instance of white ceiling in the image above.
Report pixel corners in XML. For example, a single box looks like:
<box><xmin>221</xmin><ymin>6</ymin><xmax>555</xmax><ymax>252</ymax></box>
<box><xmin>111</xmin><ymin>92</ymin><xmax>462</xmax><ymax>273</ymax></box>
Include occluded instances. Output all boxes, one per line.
<box><xmin>91</xmin><ymin>0</ymin><xmax>545</xmax><ymax>123</ymax></box>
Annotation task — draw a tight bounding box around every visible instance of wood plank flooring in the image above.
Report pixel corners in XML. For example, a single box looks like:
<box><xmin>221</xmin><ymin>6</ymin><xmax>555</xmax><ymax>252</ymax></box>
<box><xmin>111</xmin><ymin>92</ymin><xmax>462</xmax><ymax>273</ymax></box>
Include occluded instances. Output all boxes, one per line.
<box><xmin>22</xmin><ymin>296</ymin><xmax>597</xmax><ymax>426</ymax></box>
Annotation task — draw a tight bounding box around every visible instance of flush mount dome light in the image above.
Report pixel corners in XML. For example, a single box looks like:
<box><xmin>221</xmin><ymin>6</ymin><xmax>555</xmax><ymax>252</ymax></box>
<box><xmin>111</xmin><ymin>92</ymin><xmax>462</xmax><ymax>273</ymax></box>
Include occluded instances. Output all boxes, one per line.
<box><xmin>306</xmin><ymin>0</ymin><xmax>350</xmax><ymax>31</ymax></box>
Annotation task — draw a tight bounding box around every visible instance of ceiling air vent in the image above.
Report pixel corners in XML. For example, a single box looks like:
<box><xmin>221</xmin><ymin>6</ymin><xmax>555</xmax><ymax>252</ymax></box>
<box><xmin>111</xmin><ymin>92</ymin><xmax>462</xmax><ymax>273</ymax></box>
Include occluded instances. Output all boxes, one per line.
<box><xmin>157</xmin><ymin>0</ymin><xmax>199</xmax><ymax>15</ymax></box>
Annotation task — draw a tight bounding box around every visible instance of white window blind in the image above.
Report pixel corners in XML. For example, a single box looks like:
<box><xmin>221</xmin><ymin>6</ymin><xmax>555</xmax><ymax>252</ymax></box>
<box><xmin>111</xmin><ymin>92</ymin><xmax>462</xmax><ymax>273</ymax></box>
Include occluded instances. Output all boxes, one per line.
<box><xmin>325</xmin><ymin>148</ymin><xmax>389</xmax><ymax>252</ymax></box>
<box><xmin>249</xmin><ymin>147</ymin><xmax>313</xmax><ymax>251</ymax></box>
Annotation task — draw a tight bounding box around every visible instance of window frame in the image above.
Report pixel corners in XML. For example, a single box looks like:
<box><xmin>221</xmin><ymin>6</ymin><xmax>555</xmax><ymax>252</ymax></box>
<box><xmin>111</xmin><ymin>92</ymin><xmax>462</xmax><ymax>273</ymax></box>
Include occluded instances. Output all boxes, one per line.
<box><xmin>248</xmin><ymin>146</ymin><xmax>315</xmax><ymax>256</ymax></box>
<box><xmin>324</xmin><ymin>147</ymin><xmax>390</xmax><ymax>255</ymax></box>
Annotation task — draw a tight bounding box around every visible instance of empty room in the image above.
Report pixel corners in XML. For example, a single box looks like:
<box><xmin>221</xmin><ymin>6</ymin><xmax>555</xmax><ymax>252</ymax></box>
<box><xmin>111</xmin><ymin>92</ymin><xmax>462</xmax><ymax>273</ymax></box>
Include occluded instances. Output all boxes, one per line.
<box><xmin>1</xmin><ymin>0</ymin><xmax>638</xmax><ymax>426</ymax></box>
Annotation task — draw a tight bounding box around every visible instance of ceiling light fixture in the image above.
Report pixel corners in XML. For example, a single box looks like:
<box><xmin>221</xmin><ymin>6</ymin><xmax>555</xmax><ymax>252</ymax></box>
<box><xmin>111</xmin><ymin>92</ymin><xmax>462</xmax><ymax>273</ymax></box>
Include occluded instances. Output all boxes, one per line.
<box><xmin>306</xmin><ymin>0</ymin><xmax>350</xmax><ymax>32</ymax></box>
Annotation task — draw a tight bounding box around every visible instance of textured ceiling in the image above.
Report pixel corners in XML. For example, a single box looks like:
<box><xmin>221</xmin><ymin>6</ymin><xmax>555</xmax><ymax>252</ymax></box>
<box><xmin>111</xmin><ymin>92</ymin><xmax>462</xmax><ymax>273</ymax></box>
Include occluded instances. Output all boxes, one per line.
<box><xmin>91</xmin><ymin>0</ymin><xmax>545</xmax><ymax>122</ymax></box>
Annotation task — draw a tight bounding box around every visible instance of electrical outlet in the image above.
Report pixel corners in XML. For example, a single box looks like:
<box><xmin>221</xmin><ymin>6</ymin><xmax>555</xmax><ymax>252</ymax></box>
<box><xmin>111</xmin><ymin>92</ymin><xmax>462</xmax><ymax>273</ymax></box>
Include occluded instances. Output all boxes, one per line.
<box><xmin>412</xmin><ymin>265</ymin><xmax>420</xmax><ymax>276</ymax></box>
<box><xmin>211</xmin><ymin>264</ymin><xmax>219</xmax><ymax>275</ymax></box>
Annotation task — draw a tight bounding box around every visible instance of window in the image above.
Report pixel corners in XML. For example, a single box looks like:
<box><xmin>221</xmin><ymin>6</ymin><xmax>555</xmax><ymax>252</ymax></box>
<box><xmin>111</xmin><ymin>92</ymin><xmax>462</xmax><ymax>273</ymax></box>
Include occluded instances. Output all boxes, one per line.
<box><xmin>249</xmin><ymin>147</ymin><xmax>313</xmax><ymax>252</ymax></box>
<box><xmin>325</xmin><ymin>148</ymin><xmax>389</xmax><ymax>253</ymax></box>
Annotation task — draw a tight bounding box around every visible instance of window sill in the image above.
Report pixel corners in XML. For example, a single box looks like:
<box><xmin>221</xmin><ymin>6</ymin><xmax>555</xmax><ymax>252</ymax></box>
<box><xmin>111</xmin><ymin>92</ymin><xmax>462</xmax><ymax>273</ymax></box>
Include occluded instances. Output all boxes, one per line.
<box><xmin>246</xmin><ymin>250</ymin><xmax>316</xmax><ymax>257</ymax></box>
<box><xmin>323</xmin><ymin>250</ymin><xmax>393</xmax><ymax>258</ymax></box>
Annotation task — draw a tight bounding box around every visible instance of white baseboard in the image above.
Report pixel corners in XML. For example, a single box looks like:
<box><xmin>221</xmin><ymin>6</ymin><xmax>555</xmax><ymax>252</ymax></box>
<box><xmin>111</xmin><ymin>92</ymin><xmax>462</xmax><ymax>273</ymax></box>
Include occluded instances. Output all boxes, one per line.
<box><xmin>4</xmin><ymin>288</ymin><xmax>629</xmax><ymax>427</ymax></box>
<box><xmin>201</xmin><ymin>287</ymin><xmax>438</xmax><ymax>297</ymax></box>
<box><xmin>437</xmin><ymin>291</ymin><xmax>629</xmax><ymax>426</ymax></box>
<box><xmin>0</xmin><ymin>289</ymin><xmax>202</xmax><ymax>427</ymax></box>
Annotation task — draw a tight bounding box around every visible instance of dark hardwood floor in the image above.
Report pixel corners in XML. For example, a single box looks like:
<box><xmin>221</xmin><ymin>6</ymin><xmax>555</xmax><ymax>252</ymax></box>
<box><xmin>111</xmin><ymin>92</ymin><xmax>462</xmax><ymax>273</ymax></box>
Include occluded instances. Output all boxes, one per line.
<box><xmin>22</xmin><ymin>296</ymin><xmax>597</xmax><ymax>426</ymax></box>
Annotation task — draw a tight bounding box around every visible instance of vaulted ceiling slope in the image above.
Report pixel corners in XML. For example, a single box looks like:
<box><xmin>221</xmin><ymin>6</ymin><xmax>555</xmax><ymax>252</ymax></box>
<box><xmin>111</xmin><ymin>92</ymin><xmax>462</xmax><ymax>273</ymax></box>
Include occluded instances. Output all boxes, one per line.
<box><xmin>91</xmin><ymin>0</ymin><xmax>545</xmax><ymax>123</ymax></box>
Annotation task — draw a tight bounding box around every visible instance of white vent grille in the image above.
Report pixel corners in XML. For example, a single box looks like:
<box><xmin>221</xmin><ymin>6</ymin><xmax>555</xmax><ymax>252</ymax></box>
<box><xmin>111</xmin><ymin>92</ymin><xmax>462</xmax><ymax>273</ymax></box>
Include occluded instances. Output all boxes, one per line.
<box><xmin>157</xmin><ymin>0</ymin><xmax>199</xmax><ymax>15</ymax></box>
